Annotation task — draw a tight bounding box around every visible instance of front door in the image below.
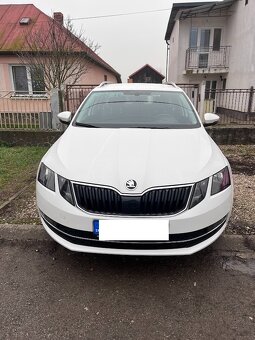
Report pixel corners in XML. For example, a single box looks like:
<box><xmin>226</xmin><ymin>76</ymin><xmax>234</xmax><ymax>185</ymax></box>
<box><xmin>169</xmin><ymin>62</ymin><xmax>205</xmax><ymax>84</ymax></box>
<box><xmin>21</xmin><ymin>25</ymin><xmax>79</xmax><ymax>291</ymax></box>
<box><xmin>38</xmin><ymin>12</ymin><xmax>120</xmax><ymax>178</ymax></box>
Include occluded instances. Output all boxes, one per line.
<box><xmin>204</xmin><ymin>80</ymin><xmax>217</xmax><ymax>113</ymax></box>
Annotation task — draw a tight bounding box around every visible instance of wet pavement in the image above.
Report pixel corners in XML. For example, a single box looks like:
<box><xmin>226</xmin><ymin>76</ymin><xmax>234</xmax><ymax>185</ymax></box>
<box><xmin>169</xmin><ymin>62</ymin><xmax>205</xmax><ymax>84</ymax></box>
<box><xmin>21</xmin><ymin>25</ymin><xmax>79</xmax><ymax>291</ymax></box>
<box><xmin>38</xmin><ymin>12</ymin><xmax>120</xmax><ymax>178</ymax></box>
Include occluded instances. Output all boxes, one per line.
<box><xmin>0</xmin><ymin>228</ymin><xmax>255</xmax><ymax>340</ymax></box>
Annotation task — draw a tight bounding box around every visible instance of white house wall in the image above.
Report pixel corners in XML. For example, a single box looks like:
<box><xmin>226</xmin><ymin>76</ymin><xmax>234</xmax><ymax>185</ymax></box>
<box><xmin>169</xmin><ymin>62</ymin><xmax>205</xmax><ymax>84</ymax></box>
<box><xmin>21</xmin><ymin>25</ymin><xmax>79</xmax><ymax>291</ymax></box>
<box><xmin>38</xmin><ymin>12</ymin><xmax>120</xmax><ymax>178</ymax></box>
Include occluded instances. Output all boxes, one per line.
<box><xmin>170</xmin><ymin>16</ymin><xmax>227</xmax><ymax>84</ymax></box>
<box><xmin>168</xmin><ymin>0</ymin><xmax>255</xmax><ymax>89</ymax></box>
<box><xmin>168</xmin><ymin>20</ymin><xmax>179</xmax><ymax>82</ymax></box>
<box><xmin>225</xmin><ymin>0</ymin><xmax>255</xmax><ymax>88</ymax></box>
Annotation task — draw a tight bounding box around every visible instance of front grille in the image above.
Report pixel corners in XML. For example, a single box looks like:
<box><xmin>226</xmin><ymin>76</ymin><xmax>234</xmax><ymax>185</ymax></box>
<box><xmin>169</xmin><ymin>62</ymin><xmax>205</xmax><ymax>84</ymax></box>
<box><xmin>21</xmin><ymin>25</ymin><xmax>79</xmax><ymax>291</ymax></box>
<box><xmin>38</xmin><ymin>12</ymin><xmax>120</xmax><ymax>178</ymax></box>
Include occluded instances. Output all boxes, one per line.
<box><xmin>73</xmin><ymin>184</ymin><xmax>192</xmax><ymax>216</ymax></box>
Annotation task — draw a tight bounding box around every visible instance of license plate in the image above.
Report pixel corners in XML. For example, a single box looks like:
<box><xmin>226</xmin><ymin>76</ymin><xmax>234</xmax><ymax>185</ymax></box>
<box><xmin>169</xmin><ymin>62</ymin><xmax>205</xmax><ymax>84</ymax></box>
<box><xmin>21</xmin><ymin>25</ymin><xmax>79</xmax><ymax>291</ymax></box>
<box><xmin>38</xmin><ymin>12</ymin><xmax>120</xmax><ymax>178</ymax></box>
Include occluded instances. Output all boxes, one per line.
<box><xmin>93</xmin><ymin>219</ymin><xmax>169</xmax><ymax>241</ymax></box>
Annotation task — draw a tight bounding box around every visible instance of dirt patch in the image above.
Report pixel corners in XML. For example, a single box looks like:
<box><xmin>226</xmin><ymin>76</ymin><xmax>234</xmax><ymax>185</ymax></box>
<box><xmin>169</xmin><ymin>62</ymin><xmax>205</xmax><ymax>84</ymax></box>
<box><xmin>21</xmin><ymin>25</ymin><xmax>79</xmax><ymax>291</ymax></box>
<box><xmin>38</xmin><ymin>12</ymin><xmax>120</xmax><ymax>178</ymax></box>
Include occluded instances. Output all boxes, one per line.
<box><xmin>220</xmin><ymin>145</ymin><xmax>255</xmax><ymax>176</ymax></box>
<box><xmin>226</xmin><ymin>174</ymin><xmax>255</xmax><ymax>235</ymax></box>
<box><xmin>0</xmin><ymin>183</ymin><xmax>40</xmax><ymax>225</ymax></box>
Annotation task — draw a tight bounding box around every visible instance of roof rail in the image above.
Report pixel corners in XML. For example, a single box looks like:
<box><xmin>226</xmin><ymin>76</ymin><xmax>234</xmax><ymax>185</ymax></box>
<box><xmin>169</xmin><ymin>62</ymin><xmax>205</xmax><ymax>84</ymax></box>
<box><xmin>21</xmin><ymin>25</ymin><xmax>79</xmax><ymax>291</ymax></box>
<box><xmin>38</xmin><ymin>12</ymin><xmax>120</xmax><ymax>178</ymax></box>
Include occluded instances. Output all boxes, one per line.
<box><xmin>98</xmin><ymin>81</ymin><xmax>113</xmax><ymax>88</ymax></box>
<box><xmin>164</xmin><ymin>81</ymin><xmax>178</xmax><ymax>88</ymax></box>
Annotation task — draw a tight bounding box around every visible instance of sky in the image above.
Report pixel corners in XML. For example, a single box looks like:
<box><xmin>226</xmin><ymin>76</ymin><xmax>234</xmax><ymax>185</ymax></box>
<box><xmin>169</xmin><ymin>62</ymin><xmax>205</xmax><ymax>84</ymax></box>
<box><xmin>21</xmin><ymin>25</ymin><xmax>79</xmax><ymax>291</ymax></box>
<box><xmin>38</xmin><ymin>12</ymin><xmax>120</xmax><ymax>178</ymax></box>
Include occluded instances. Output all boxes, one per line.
<box><xmin>0</xmin><ymin>0</ymin><xmax>216</xmax><ymax>82</ymax></box>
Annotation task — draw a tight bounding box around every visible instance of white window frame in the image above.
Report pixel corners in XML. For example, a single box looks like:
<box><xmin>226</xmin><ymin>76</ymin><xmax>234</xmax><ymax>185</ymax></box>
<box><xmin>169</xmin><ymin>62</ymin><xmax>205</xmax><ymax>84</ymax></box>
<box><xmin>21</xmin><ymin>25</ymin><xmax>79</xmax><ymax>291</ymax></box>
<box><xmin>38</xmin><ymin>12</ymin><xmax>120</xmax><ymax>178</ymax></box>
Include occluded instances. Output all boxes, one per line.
<box><xmin>189</xmin><ymin>27</ymin><xmax>224</xmax><ymax>69</ymax></box>
<box><xmin>10</xmin><ymin>64</ymin><xmax>47</xmax><ymax>98</ymax></box>
<box><xmin>189</xmin><ymin>27</ymin><xmax>224</xmax><ymax>48</ymax></box>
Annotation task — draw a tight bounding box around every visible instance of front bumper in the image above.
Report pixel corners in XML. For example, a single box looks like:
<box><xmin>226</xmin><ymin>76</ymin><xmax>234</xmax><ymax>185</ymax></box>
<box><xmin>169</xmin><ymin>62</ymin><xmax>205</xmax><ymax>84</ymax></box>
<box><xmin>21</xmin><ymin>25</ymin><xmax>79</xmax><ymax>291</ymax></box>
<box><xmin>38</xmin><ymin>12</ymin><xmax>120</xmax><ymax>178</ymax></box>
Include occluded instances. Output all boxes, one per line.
<box><xmin>40</xmin><ymin>211</ymin><xmax>227</xmax><ymax>255</ymax></box>
<box><xmin>36</xmin><ymin>178</ymin><xmax>233</xmax><ymax>256</ymax></box>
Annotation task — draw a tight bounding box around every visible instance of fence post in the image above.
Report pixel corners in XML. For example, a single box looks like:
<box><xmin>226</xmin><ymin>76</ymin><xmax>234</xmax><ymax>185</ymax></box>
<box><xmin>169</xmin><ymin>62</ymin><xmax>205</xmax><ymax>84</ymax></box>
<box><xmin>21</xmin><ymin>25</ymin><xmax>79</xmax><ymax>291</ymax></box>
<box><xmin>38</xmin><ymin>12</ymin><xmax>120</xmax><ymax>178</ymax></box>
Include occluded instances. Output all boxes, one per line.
<box><xmin>66</xmin><ymin>85</ymin><xmax>70</xmax><ymax>111</ymax></box>
<box><xmin>247</xmin><ymin>86</ymin><xmax>254</xmax><ymax>113</ymax></box>
<box><xmin>50</xmin><ymin>88</ymin><xmax>61</xmax><ymax>130</ymax></box>
<box><xmin>199</xmin><ymin>81</ymin><xmax>206</xmax><ymax>119</ymax></box>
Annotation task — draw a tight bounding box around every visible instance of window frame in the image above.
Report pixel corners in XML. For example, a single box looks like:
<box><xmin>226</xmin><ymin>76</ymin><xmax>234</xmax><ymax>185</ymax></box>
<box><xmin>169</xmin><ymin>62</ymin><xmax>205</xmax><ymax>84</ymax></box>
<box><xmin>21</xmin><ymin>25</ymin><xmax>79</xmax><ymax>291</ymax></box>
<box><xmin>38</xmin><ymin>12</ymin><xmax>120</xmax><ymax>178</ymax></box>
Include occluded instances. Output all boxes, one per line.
<box><xmin>189</xmin><ymin>27</ymin><xmax>223</xmax><ymax>50</ymax></box>
<box><xmin>205</xmin><ymin>80</ymin><xmax>217</xmax><ymax>100</ymax></box>
<box><xmin>10</xmin><ymin>64</ymin><xmax>47</xmax><ymax>97</ymax></box>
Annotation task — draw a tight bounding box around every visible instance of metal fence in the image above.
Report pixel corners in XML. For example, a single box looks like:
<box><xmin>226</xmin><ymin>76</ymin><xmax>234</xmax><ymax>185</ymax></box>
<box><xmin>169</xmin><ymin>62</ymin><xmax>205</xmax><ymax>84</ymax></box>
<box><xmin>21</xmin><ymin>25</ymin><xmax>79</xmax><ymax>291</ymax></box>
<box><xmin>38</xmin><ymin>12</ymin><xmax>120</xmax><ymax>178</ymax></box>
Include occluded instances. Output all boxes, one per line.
<box><xmin>1</xmin><ymin>86</ymin><xmax>254</xmax><ymax>130</ymax></box>
<box><xmin>66</xmin><ymin>84</ymin><xmax>97</xmax><ymax>113</ymax></box>
<box><xmin>204</xmin><ymin>88</ymin><xmax>255</xmax><ymax>125</ymax></box>
<box><xmin>185</xmin><ymin>46</ymin><xmax>231</xmax><ymax>70</ymax></box>
<box><xmin>0</xmin><ymin>91</ymin><xmax>52</xmax><ymax>129</ymax></box>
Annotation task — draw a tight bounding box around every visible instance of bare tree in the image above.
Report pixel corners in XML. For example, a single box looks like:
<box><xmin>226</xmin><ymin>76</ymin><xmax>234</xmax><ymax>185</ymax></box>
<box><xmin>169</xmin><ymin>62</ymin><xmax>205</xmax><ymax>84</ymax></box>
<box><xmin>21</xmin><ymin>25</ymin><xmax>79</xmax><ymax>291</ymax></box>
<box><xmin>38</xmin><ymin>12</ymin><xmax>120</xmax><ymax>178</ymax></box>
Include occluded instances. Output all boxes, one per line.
<box><xmin>18</xmin><ymin>18</ymin><xmax>99</xmax><ymax>110</ymax></box>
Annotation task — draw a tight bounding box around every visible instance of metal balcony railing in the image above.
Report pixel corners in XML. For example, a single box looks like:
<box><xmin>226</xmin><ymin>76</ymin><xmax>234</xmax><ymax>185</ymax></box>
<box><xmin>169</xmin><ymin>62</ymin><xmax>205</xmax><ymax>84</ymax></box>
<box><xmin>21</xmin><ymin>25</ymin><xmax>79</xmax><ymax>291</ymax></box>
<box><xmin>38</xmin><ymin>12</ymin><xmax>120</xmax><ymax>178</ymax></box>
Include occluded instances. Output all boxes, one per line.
<box><xmin>185</xmin><ymin>46</ymin><xmax>231</xmax><ymax>70</ymax></box>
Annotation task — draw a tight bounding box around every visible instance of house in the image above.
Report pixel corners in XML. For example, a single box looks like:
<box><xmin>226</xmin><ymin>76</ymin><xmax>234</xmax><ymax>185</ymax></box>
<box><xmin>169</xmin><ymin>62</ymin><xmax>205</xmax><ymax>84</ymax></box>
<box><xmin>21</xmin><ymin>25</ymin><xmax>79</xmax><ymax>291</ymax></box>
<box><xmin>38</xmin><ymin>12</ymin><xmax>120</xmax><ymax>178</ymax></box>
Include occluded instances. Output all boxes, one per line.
<box><xmin>128</xmin><ymin>64</ymin><xmax>165</xmax><ymax>84</ymax></box>
<box><xmin>0</xmin><ymin>4</ymin><xmax>121</xmax><ymax>129</ymax></box>
<box><xmin>164</xmin><ymin>0</ymin><xmax>255</xmax><ymax>122</ymax></box>
<box><xmin>0</xmin><ymin>4</ymin><xmax>121</xmax><ymax>95</ymax></box>
<box><xmin>165</xmin><ymin>0</ymin><xmax>255</xmax><ymax>90</ymax></box>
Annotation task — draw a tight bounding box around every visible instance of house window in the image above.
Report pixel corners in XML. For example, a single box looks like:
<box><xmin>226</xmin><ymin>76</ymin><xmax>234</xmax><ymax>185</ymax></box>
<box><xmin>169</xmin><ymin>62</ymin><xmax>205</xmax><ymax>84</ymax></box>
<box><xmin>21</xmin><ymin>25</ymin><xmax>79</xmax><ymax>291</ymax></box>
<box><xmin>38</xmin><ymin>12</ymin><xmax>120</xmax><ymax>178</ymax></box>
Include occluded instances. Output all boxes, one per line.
<box><xmin>189</xmin><ymin>28</ymin><xmax>198</xmax><ymax>48</ymax></box>
<box><xmin>213</xmin><ymin>29</ymin><xmax>222</xmax><ymax>51</ymax></box>
<box><xmin>11</xmin><ymin>65</ymin><xmax>45</xmax><ymax>95</ymax></box>
<box><xmin>104</xmin><ymin>75</ymin><xmax>108</xmax><ymax>81</ymax></box>
<box><xmin>200</xmin><ymin>29</ymin><xmax>210</xmax><ymax>50</ymax></box>
<box><xmin>199</xmin><ymin>54</ymin><xmax>209</xmax><ymax>68</ymax></box>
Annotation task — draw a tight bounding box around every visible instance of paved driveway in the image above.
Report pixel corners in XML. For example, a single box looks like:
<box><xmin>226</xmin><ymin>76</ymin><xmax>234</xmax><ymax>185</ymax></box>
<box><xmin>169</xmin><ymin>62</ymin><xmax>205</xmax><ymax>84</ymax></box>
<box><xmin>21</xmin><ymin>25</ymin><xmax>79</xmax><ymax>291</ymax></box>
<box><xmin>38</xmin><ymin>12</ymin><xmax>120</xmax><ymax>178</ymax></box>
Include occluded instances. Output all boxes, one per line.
<box><xmin>0</xmin><ymin>227</ymin><xmax>254</xmax><ymax>340</ymax></box>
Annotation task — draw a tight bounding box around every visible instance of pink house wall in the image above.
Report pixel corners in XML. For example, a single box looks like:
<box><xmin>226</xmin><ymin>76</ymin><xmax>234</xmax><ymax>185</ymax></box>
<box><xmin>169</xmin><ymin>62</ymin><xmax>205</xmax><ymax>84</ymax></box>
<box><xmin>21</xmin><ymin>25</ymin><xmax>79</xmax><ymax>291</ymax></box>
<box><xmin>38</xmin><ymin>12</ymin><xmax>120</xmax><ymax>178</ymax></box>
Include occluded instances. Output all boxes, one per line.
<box><xmin>0</xmin><ymin>55</ymin><xmax>119</xmax><ymax>115</ymax></box>
<box><xmin>0</xmin><ymin>55</ymin><xmax>118</xmax><ymax>92</ymax></box>
<box><xmin>78</xmin><ymin>61</ymin><xmax>118</xmax><ymax>85</ymax></box>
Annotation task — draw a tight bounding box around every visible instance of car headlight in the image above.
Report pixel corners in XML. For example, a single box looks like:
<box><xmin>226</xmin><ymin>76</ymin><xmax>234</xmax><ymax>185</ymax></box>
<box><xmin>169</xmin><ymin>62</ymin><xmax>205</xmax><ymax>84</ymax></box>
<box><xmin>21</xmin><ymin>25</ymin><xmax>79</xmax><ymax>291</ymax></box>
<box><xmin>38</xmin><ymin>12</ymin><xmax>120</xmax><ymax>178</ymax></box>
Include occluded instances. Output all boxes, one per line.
<box><xmin>189</xmin><ymin>178</ymin><xmax>209</xmax><ymax>209</ymax></box>
<box><xmin>58</xmin><ymin>175</ymin><xmax>75</xmax><ymax>206</ymax></box>
<box><xmin>211</xmin><ymin>166</ymin><xmax>231</xmax><ymax>195</ymax></box>
<box><xmin>38</xmin><ymin>162</ymin><xmax>55</xmax><ymax>191</ymax></box>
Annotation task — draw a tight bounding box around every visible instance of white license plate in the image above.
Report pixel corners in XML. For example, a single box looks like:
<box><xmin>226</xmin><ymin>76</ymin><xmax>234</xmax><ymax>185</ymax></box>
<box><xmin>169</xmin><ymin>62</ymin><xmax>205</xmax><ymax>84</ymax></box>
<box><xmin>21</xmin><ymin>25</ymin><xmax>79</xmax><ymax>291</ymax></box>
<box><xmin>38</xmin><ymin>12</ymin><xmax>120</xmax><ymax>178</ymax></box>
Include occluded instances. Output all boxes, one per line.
<box><xmin>98</xmin><ymin>219</ymin><xmax>169</xmax><ymax>241</ymax></box>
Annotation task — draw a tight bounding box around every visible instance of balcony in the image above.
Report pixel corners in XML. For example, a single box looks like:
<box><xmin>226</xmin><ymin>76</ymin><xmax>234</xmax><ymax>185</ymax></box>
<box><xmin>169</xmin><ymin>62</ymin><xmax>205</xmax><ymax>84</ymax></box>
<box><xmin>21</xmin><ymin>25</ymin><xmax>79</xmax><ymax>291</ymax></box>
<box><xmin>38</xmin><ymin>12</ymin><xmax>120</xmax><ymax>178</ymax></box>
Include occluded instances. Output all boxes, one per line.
<box><xmin>185</xmin><ymin>46</ymin><xmax>231</xmax><ymax>74</ymax></box>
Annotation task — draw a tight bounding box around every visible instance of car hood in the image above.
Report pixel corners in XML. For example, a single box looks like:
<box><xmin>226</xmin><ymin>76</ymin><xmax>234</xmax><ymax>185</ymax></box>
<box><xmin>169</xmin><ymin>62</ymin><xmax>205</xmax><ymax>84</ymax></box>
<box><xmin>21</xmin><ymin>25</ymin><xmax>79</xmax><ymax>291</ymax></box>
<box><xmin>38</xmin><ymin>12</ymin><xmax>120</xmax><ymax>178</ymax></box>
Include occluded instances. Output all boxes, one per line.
<box><xmin>43</xmin><ymin>126</ymin><xmax>227</xmax><ymax>194</ymax></box>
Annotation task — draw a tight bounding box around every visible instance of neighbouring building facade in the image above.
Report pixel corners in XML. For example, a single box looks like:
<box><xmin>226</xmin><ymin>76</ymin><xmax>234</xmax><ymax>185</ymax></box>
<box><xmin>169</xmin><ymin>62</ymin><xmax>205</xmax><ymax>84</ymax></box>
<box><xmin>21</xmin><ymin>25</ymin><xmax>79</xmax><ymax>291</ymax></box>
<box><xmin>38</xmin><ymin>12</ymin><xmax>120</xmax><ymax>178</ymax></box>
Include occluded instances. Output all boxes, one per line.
<box><xmin>165</xmin><ymin>0</ymin><xmax>255</xmax><ymax>90</ymax></box>
<box><xmin>0</xmin><ymin>4</ymin><xmax>121</xmax><ymax>129</ymax></box>
<box><xmin>128</xmin><ymin>64</ymin><xmax>165</xmax><ymax>83</ymax></box>
<box><xmin>0</xmin><ymin>4</ymin><xmax>121</xmax><ymax>94</ymax></box>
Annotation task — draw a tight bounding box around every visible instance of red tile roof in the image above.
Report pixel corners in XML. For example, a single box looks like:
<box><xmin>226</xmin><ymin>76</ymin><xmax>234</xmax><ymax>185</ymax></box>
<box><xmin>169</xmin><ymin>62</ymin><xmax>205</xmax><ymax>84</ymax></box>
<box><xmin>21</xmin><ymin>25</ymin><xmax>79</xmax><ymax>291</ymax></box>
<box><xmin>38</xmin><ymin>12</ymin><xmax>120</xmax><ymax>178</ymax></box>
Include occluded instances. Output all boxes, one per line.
<box><xmin>0</xmin><ymin>4</ymin><xmax>121</xmax><ymax>81</ymax></box>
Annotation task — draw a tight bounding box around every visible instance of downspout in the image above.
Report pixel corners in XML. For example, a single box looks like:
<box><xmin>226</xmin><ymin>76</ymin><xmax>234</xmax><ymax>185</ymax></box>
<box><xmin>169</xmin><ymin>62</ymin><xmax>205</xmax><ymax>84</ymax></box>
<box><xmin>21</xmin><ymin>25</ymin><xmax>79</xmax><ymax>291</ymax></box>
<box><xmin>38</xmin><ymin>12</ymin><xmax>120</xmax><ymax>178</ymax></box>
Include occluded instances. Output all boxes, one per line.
<box><xmin>165</xmin><ymin>40</ymin><xmax>170</xmax><ymax>82</ymax></box>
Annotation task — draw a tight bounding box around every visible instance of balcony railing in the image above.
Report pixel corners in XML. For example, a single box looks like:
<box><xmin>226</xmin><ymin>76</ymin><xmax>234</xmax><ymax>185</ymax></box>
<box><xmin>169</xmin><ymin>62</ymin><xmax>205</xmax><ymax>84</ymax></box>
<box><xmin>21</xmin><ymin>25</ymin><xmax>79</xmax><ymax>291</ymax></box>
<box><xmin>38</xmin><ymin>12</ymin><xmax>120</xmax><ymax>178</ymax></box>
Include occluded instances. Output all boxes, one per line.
<box><xmin>185</xmin><ymin>46</ymin><xmax>231</xmax><ymax>70</ymax></box>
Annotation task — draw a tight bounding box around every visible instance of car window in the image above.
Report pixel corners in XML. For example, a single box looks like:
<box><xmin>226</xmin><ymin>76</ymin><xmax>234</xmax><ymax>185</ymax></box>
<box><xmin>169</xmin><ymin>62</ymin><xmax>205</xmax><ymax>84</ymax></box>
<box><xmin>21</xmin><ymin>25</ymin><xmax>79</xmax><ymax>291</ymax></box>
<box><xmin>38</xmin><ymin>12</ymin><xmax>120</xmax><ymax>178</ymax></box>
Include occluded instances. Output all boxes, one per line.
<box><xmin>73</xmin><ymin>90</ymin><xmax>201</xmax><ymax>129</ymax></box>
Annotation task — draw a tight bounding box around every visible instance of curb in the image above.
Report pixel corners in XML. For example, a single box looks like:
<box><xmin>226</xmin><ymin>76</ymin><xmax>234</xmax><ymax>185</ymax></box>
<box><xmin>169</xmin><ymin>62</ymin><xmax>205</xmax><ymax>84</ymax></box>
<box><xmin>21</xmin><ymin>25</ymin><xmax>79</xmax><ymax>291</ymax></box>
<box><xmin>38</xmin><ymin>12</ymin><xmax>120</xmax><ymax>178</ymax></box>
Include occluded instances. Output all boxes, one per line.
<box><xmin>0</xmin><ymin>224</ymin><xmax>254</xmax><ymax>256</ymax></box>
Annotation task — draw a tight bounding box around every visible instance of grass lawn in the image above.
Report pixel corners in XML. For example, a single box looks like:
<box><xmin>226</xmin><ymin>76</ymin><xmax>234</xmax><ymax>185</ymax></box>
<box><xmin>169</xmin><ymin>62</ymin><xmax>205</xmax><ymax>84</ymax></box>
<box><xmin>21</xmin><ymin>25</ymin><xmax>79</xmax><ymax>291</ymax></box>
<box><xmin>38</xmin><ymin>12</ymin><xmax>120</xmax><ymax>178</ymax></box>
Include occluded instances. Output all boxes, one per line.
<box><xmin>0</xmin><ymin>146</ymin><xmax>48</xmax><ymax>206</ymax></box>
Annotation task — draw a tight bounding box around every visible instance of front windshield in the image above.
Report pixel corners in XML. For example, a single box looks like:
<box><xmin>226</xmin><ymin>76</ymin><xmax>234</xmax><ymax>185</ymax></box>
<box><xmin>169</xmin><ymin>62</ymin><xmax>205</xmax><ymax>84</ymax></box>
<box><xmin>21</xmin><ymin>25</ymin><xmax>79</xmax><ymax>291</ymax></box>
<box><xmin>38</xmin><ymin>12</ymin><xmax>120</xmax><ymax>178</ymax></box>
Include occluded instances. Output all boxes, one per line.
<box><xmin>74</xmin><ymin>90</ymin><xmax>201</xmax><ymax>129</ymax></box>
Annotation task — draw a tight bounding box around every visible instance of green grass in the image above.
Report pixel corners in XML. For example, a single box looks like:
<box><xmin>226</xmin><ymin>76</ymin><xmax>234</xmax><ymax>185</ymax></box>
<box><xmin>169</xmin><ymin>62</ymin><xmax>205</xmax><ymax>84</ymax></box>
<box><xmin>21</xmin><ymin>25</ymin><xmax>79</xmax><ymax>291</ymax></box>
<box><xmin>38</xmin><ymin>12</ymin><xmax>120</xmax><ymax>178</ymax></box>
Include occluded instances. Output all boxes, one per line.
<box><xmin>0</xmin><ymin>146</ymin><xmax>48</xmax><ymax>194</ymax></box>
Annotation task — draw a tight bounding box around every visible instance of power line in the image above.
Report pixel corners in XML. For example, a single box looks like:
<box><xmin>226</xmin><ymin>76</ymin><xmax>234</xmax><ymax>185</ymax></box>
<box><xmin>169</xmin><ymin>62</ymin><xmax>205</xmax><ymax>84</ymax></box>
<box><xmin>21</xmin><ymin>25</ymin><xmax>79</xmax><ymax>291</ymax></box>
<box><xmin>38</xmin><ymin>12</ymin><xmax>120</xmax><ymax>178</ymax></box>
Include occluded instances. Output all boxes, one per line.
<box><xmin>0</xmin><ymin>8</ymin><xmax>171</xmax><ymax>25</ymax></box>
<box><xmin>67</xmin><ymin>8</ymin><xmax>171</xmax><ymax>21</ymax></box>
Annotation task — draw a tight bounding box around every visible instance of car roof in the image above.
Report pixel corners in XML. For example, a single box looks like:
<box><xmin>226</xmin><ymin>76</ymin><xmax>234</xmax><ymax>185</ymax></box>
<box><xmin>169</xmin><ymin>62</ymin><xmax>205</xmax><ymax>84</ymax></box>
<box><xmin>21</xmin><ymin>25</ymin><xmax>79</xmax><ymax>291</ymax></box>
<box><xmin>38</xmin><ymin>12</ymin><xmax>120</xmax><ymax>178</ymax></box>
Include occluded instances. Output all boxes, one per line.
<box><xmin>93</xmin><ymin>82</ymin><xmax>183</xmax><ymax>93</ymax></box>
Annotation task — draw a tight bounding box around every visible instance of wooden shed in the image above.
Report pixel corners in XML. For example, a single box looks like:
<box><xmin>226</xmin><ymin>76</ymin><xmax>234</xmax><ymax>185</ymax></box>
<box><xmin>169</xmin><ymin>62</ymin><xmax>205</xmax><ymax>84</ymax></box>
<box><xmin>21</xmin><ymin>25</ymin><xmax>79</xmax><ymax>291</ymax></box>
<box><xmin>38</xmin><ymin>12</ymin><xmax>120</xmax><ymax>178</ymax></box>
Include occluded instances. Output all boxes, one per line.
<box><xmin>128</xmin><ymin>64</ymin><xmax>165</xmax><ymax>83</ymax></box>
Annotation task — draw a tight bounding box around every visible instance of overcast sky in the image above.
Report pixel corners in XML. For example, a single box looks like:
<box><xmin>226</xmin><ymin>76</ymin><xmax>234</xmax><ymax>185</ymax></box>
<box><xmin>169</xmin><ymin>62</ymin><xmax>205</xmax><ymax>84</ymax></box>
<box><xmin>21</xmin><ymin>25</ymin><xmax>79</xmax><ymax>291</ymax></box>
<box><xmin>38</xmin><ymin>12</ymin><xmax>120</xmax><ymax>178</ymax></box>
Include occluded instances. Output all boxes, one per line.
<box><xmin>0</xmin><ymin>0</ymin><xmax>216</xmax><ymax>82</ymax></box>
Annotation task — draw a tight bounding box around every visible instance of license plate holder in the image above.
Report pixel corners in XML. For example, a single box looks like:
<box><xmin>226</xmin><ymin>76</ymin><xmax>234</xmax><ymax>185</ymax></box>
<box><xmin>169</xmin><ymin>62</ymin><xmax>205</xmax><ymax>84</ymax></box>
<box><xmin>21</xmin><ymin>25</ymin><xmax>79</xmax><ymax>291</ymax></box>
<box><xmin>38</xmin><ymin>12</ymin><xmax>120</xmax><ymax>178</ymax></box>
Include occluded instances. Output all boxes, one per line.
<box><xmin>93</xmin><ymin>219</ymin><xmax>169</xmax><ymax>241</ymax></box>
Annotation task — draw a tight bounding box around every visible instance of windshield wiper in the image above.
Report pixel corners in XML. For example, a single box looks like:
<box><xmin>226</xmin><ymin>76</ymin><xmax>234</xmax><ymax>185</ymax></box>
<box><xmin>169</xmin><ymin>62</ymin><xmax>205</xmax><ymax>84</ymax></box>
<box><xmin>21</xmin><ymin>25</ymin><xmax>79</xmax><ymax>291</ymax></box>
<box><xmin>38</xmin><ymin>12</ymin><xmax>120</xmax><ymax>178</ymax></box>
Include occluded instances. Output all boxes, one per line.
<box><xmin>75</xmin><ymin>122</ymin><xmax>100</xmax><ymax>128</ymax></box>
<box><xmin>130</xmin><ymin>126</ymin><xmax>168</xmax><ymax>129</ymax></box>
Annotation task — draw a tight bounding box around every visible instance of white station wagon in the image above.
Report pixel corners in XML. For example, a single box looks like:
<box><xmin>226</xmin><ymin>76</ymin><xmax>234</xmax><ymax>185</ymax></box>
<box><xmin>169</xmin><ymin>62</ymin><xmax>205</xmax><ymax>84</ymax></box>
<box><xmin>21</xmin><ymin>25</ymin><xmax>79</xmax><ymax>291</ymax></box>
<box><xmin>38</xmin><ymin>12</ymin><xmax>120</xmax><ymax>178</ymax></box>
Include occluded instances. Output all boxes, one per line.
<box><xmin>36</xmin><ymin>82</ymin><xmax>233</xmax><ymax>255</ymax></box>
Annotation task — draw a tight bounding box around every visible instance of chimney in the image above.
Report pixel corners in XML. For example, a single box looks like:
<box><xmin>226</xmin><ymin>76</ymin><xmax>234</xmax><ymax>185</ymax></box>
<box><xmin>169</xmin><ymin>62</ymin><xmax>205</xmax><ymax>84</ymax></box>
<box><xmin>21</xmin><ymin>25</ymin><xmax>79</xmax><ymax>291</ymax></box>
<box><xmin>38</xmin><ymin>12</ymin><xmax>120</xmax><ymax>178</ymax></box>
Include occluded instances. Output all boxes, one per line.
<box><xmin>53</xmin><ymin>12</ymin><xmax>64</xmax><ymax>25</ymax></box>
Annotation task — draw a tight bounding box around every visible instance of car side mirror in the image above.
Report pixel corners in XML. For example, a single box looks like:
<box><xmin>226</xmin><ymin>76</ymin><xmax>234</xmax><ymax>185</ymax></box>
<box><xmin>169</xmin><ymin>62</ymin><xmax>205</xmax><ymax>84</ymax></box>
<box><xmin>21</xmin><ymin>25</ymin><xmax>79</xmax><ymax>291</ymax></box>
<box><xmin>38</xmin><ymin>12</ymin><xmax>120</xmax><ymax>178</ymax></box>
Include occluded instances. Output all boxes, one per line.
<box><xmin>203</xmin><ymin>113</ymin><xmax>220</xmax><ymax>127</ymax></box>
<box><xmin>57</xmin><ymin>111</ymin><xmax>72</xmax><ymax>125</ymax></box>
